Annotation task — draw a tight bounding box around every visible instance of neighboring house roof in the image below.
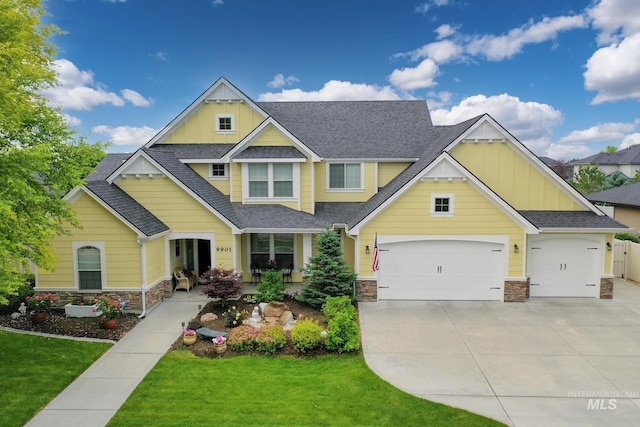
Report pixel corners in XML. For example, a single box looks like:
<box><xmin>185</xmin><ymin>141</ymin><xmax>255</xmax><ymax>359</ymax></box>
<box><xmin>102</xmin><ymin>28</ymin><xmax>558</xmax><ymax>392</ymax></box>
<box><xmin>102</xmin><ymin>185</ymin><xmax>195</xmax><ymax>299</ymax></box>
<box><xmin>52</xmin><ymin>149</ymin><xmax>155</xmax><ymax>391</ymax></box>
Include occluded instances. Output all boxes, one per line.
<box><xmin>257</xmin><ymin>101</ymin><xmax>435</xmax><ymax>159</ymax></box>
<box><xmin>587</xmin><ymin>182</ymin><xmax>640</xmax><ymax>208</ymax></box>
<box><xmin>572</xmin><ymin>144</ymin><xmax>640</xmax><ymax>166</ymax></box>
<box><xmin>519</xmin><ymin>210</ymin><xmax>628</xmax><ymax>230</ymax></box>
<box><xmin>143</xmin><ymin>147</ymin><xmax>241</xmax><ymax>228</ymax></box>
<box><xmin>538</xmin><ymin>156</ymin><xmax>557</xmax><ymax>166</ymax></box>
<box><xmin>84</xmin><ymin>181</ymin><xmax>169</xmax><ymax>237</ymax></box>
<box><xmin>232</xmin><ymin>203</ymin><xmax>328</xmax><ymax>231</ymax></box>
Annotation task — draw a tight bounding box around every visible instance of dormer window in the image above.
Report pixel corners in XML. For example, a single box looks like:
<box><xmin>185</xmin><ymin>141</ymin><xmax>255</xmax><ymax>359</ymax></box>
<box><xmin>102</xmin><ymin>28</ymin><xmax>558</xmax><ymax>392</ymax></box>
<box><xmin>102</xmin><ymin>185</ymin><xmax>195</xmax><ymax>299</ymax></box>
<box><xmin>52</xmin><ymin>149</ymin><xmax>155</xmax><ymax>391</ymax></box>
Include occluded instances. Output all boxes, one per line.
<box><xmin>216</xmin><ymin>114</ymin><xmax>235</xmax><ymax>134</ymax></box>
<box><xmin>209</xmin><ymin>163</ymin><xmax>228</xmax><ymax>179</ymax></box>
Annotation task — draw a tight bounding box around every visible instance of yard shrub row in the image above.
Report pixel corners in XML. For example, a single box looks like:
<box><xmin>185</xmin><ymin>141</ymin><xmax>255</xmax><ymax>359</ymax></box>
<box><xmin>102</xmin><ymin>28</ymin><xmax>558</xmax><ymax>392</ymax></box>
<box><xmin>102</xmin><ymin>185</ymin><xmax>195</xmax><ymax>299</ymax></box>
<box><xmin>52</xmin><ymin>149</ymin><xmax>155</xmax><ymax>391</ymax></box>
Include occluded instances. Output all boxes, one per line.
<box><xmin>290</xmin><ymin>319</ymin><xmax>323</xmax><ymax>353</ymax></box>
<box><xmin>227</xmin><ymin>325</ymin><xmax>286</xmax><ymax>354</ymax></box>
<box><xmin>322</xmin><ymin>296</ymin><xmax>360</xmax><ymax>353</ymax></box>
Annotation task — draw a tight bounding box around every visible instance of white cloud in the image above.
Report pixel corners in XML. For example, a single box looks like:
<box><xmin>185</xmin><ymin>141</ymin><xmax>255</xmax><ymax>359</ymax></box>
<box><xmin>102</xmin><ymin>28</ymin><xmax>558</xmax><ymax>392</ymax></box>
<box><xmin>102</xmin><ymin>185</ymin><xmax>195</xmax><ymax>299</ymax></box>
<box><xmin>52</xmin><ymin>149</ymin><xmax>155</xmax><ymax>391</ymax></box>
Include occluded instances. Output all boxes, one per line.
<box><xmin>558</xmin><ymin>121</ymin><xmax>638</xmax><ymax>144</ymax></box>
<box><xmin>92</xmin><ymin>125</ymin><xmax>158</xmax><ymax>146</ymax></box>
<box><xmin>212</xmin><ymin>0</ymin><xmax>224</xmax><ymax>6</ymax></box>
<box><xmin>621</xmin><ymin>133</ymin><xmax>640</xmax><ymax>149</ymax></box>
<box><xmin>149</xmin><ymin>52</ymin><xmax>168</xmax><ymax>61</ymax></box>
<box><xmin>121</xmin><ymin>89</ymin><xmax>152</xmax><ymax>107</ymax></box>
<box><xmin>267</xmin><ymin>74</ymin><xmax>300</xmax><ymax>89</ymax></box>
<box><xmin>42</xmin><ymin>59</ymin><xmax>153</xmax><ymax>111</ymax></box>
<box><xmin>63</xmin><ymin>113</ymin><xmax>81</xmax><ymax>127</ymax></box>
<box><xmin>465</xmin><ymin>15</ymin><xmax>587</xmax><ymax>61</ymax></box>
<box><xmin>415</xmin><ymin>0</ymin><xmax>450</xmax><ymax>14</ymax></box>
<box><xmin>583</xmin><ymin>33</ymin><xmax>640</xmax><ymax>104</ymax></box>
<box><xmin>258</xmin><ymin>80</ymin><xmax>402</xmax><ymax>101</ymax></box>
<box><xmin>545</xmin><ymin>143</ymin><xmax>595</xmax><ymax>161</ymax></box>
<box><xmin>405</xmin><ymin>39</ymin><xmax>463</xmax><ymax>64</ymax></box>
<box><xmin>431</xmin><ymin>93</ymin><xmax>563</xmax><ymax>154</ymax></box>
<box><xmin>588</xmin><ymin>0</ymin><xmax>640</xmax><ymax>44</ymax></box>
<box><xmin>388</xmin><ymin>59</ymin><xmax>439</xmax><ymax>90</ymax></box>
<box><xmin>435</xmin><ymin>24</ymin><xmax>457</xmax><ymax>40</ymax></box>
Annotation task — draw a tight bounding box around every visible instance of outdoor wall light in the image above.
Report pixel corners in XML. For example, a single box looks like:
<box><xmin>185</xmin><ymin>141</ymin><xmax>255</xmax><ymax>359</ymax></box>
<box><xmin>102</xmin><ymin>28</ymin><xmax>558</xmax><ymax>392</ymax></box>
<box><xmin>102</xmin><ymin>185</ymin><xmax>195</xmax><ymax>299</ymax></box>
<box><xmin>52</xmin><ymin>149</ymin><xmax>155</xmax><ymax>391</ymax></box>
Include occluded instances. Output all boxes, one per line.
<box><xmin>607</xmin><ymin>242</ymin><xmax>612</xmax><ymax>251</ymax></box>
<box><xmin>514</xmin><ymin>244</ymin><xmax>519</xmax><ymax>253</ymax></box>
<box><xmin>365</xmin><ymin>245</ymin><xmax>370</xmax><ymax>255</ymax></box>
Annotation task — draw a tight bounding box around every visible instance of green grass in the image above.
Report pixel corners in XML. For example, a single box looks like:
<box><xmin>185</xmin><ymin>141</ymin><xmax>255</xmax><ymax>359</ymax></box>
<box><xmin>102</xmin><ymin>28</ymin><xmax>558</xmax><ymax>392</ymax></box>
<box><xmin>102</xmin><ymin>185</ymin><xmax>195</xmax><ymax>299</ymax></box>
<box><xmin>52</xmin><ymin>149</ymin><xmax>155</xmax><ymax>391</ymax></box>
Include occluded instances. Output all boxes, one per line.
<box><xmin>1</xmin><ymin>330</ymin><xmax>112</xmax><ymax>427</ymax></box>
<box><xmin>110</xmin><ymin>351</ymin><xmax>504</xmax><ymax>427</ymax></box>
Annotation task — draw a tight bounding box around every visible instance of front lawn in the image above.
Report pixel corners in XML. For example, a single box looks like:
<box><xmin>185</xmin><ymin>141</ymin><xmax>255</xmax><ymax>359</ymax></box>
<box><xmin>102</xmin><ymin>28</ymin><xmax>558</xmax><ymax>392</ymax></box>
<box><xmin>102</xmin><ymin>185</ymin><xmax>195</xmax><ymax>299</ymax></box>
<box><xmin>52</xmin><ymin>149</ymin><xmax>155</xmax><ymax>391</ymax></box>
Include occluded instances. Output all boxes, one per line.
<box><xmin>1</xmin><ymin>330</ymin><xmax>112</xmax><ymax>427</ymax></box>
<box><xmin>110</xmin><ymin>351</ymin><xmax>504</xmax><ymax>426</ymax></box>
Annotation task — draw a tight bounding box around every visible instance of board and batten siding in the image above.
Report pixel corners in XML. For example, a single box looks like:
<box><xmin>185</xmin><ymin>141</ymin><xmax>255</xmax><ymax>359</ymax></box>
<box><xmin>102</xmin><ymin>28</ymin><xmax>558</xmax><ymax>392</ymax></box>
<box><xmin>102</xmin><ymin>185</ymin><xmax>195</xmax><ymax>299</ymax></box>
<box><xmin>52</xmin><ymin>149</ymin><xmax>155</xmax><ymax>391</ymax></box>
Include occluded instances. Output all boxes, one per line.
<box><xmin>451</xmin><ymin>142</ymin><xmax>581</xmax><ymax>211</ymax></box>
<box><xmin>358</xmin><ymin>180</ymin><xmax>525</xmax><ymax>278</ymax></box>
<box><xmin>160</xmin><ymin>103</ymin><xmax>265</xmax><ymax>144</ymax></box>
<box><xmin>117</xmin><ymin>177</ymin><xmax>235</xmax><ymax>267</ymax></box>
<box><xmin>39</xmin><ymin>192</ymin><xmax>141</xmax><ymax>289</ymax></box>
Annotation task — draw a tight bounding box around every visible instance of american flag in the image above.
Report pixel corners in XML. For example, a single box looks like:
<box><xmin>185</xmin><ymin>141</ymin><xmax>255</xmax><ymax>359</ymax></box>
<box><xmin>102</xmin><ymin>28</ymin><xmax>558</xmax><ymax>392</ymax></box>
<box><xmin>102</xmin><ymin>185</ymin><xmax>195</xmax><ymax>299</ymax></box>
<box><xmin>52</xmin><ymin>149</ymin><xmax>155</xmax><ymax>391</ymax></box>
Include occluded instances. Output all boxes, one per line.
<box><xmin>372</xmin><ymin>234</ymin><xmax>380</xmax><ymax>272</ymax></box>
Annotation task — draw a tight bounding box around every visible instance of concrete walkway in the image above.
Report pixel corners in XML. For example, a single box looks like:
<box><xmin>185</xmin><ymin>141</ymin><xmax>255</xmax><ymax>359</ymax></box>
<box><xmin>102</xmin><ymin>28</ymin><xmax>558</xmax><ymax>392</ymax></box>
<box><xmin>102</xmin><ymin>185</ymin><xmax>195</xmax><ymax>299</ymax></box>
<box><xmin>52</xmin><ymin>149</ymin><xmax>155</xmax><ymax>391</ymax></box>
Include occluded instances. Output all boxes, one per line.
<box><xmin>25</xmin><ymin>289</ymin><xmax>209</xmax><ymax>427</ymax></box>
<box><xmin>359</xmin><ymin>278</ymin><xmax>640</xmax><ymax>427</ymax></box>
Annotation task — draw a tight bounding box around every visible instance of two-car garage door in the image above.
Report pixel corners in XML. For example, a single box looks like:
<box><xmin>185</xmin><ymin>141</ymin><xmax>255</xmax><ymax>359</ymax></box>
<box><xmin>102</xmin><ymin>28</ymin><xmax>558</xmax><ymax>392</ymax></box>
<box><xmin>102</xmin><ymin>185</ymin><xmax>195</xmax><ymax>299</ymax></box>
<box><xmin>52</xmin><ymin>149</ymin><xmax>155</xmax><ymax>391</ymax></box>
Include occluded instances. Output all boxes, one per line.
<box><xmin>377</xmin><ymin>238</ymin><xmax>506</xmax><ymax>301</ymax></box>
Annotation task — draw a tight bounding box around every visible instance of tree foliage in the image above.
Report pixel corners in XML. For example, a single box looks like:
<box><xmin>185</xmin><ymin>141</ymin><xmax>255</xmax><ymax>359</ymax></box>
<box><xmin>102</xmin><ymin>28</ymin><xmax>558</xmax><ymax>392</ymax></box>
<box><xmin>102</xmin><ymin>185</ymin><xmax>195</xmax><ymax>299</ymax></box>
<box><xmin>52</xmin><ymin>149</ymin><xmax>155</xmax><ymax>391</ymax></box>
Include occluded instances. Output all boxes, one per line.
<box><xmin>569</xmin><ymin>165</ymin><xmax>606</xmax><ymax>195</ymax></box>
<box><xmin>301</xmin><ymin>230</ymin><xmax>357</xmax><ymax>308</ymax></box>
<box><xmin>0</xmin><ymin>0</ymin><xmax>106</xmax><ymax>304</ymax></box>
<box><xmin>603</xmin><ymin>170</ymin><xmax>630</xmax><ymax>189</ymax></box>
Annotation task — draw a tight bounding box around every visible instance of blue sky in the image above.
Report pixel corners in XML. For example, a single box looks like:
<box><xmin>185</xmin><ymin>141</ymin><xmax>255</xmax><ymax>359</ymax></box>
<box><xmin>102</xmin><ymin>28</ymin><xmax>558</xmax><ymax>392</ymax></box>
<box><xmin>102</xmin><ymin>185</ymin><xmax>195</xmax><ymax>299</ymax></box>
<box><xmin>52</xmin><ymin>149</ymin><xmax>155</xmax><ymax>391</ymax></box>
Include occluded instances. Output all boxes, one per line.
<box><xmin>43</xmin><ymin>0</ymin><xmax>640</xmax><ymax>160</ymax></box>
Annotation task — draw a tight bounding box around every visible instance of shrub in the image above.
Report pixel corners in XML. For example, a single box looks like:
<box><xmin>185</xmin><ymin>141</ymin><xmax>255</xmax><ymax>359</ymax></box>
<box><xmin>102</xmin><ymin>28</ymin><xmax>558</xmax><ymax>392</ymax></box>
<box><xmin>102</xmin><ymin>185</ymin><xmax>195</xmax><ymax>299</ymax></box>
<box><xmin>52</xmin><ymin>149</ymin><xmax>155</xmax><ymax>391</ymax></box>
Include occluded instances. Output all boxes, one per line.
<box><xmin>255</xmin><ymin>325</ymin><xmax>287</xmax><ymax>354</ymax></box>
<box><xmin>227</xmin><ymin>325</ymin><xmax>258</xmax><ymax>351</ymax></box>
<box><xmin>291</xmin><ymin>319</ymin><xmax>323</xmax><ymax>353</ymax></box>
<box><xmin>322</xmin><ymin>295</ymin><xmax>356</xmax><ymax>319</ymax></box>
<box><xmin>615</xmin><ymin>232</ymin><xmax>640</xmax><ymax>243</ymax></box>
<box><xmin>256</xmin><ymin>270</ymin><xmax>285</xmax><ymax>302</ymax></box>
<box><xmin>0</xmin><ymin>277</ymin><xmax>34</xmax><ymax>315</ymax></box>
<box><xmin>201</xmin><ymin>267</ymin><xmax>243</xmax><ymax>301</ymax></box>
<box><xmin>222</xmin><ymin>305</ymin><xmax>248</xmax><ymax>328</ymax></box>
<box><xmin>324</xmin><ymin>311</ymin><xmax>361</xmax><ymax>353</ymax></box>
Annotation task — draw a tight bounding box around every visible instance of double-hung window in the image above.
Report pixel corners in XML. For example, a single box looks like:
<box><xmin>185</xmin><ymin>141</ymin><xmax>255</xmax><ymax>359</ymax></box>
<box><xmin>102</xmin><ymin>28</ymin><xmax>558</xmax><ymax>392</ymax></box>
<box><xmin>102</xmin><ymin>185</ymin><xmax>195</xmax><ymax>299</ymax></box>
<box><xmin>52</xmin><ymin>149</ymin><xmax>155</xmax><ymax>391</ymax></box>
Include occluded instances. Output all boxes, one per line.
<box><xmin>328</xmin><ymin>163</ymin><xmax>362</xmax><ymax>190</ymax></box>
<box><xmin>247</xmin><ymin>163</ymin><xmax>293</xmax><ymax>198</ymax></box>
<box><xmin>74</xmin><ymin>243</ymin><xmax>105</xmax><ymax>290</ymax></box>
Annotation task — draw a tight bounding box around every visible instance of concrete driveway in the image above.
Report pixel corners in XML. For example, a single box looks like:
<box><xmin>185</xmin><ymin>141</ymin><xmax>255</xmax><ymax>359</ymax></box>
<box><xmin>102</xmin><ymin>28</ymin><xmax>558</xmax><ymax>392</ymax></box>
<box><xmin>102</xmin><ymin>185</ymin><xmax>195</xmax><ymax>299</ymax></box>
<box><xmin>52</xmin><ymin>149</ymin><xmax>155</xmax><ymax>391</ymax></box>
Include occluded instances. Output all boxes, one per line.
<box><xmin>359</xmin><ymin>278</ymin><xmax>640</xmax><ymax>427</ymax></box>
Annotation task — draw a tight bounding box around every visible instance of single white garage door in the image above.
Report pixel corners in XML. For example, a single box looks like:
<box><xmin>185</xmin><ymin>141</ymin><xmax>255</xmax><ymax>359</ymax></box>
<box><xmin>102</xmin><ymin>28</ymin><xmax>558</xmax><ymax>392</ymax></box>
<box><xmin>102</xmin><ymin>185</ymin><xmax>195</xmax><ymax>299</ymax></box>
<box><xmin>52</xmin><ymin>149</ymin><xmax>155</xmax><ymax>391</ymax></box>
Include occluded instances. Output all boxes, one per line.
<box><xmin>377</xmin><ymin>239</ymin><xmax>506</xmax><ymax>301</ymax></box>
<box><xmin>528</xmin><ymin>235</ymin><xmax>601</xmax><ymax>297</ymax></box>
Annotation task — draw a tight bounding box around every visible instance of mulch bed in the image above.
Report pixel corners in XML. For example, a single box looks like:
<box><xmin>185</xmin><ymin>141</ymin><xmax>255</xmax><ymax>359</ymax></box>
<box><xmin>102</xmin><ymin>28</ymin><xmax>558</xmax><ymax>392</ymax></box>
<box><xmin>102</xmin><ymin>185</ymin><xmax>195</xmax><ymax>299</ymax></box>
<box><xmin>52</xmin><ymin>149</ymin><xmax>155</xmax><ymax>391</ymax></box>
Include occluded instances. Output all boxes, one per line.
<box><xmin>170</xmin><ymin>296</ymin><xmax>332</xmax><ymax>358</ymax></box>
<box><xmin>0</xmin><ymin>310</ymin><xmax>141</xmax><ymax>341</ymax></box>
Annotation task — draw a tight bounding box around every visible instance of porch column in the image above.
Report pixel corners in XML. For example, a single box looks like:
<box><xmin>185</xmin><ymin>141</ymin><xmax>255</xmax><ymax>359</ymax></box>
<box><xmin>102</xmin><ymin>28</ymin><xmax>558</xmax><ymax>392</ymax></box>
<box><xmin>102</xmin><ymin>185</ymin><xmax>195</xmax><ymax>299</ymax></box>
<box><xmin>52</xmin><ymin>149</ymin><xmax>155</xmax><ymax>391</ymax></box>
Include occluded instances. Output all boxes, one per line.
<box><xmin>303</xmin><ymin>234</ymin><xmax>313</xmax><ymax>266</ymax></box>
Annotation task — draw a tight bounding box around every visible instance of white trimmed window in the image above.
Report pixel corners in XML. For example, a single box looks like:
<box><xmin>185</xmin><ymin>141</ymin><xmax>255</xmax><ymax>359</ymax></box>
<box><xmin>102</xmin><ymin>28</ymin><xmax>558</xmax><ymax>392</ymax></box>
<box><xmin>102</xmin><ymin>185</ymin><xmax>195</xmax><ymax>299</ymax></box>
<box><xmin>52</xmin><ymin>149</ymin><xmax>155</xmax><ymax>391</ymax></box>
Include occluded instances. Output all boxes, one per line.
<box><xmin>216</xmin><ymin>114</ymin><xmax>235</xmax><ymax>134</ymax></box>
<box><xmin>431</xmin><ymin>194</ymin><xmax>454</xmax><ymax>217</ymax></box>
<box><xmin>245</xmin><ymin>163</ymin><xmax>296</xmax><ymax>199</ymax></box>
<box><xmin>249</xmin><ymin>233</ymin><xmax>294</xmax><ymax>270</ymax></box>
<box><xmin>209</xmin><ymin>163</ymin><xmax>228</xmax><ymax>179</ymax></box>
<box><xmin>328</xmin><ymin>163</ymin><xmax>362</xmax><ymax>190</ymax></box>
<box><xmin>73</xmin><ymin>242</ymin><xmax>106</xmax><ymax>290</ymax></box>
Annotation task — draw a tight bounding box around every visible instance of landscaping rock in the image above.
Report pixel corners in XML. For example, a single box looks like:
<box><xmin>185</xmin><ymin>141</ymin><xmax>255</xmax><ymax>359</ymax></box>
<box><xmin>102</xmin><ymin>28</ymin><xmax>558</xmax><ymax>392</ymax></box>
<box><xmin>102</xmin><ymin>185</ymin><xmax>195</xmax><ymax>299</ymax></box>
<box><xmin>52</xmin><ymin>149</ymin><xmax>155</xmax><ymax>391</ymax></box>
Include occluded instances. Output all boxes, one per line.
<box><xmin>259</xmin><ymin>302</ymin><xmax>267</xmax><ymax>315</ymax></box>
<box><xmin>280</xmin><ymin>310</ymin><xmax>294</xmax><ymax>327</ymax></box>
<box><xmin>200</xmin><ymin>313</ymin><xmax>218</xmax><ymax>322</ymax></box>
<box><xmin>263</xmin><ymin>301</ymin><xmax>289</xmax><ymax>318</ymax></box>
<box><xmin>10</xmin><ymin>312</ymin><xmax>21</xmax><ymax>320</ymax></box>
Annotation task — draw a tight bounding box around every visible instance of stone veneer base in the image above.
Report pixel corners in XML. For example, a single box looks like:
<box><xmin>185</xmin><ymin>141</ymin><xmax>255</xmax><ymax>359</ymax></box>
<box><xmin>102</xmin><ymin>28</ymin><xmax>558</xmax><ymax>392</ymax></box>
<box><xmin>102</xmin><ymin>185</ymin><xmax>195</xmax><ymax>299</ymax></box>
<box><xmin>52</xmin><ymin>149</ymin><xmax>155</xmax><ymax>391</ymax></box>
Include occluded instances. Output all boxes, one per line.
<box><xmin>504</xmin><ymin>279</ymin><xmax>530</xmax><ymax>302</ymax></box>
<box><xmin>355</xmin><ymin>280</ymin><xmax>377</xmax><ymax>302</ymax></box>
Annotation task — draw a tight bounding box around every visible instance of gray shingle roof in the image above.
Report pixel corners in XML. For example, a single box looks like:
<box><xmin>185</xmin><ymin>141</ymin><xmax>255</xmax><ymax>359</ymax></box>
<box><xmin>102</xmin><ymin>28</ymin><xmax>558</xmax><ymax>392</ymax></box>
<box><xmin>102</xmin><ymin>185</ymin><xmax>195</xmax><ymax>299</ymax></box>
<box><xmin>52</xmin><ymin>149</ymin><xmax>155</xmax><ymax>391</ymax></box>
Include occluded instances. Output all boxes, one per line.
<box><xmin>143</xmin><ymin>147</ymin><xmax>241</xmax><ymax>228</ymax></box>
<box><xmin>156</xmin><ymin>143</ymin><xmax>235</xmax><ymax>160</ymax></box>
<box><xmin>258</xmin><ymin>101</ymin><xmax>434</xmax><ymax>159</ymax></box>
<box><xmin>87</xmin><ymin>153</ymin><xmax>131</xmax><ymax>181</ymax></box>
<box><xmin>587</xmin><ymin>182</ymin><xmax>640</xmax><ymax>208</ymax></box>
<box><xmin>572</xmin><ymin>144</ymin><xmax>640</xmax><ymax>165</ymax></box>
<box><xmin>315</xmin><ymin>203</ymin><xmax>363</xmax><ymax>224</ymax></box>
<box><xmin>232</xmin><ymin>203</ymin><xmax>329</xmax><ymax>230</ymax></box>
<box><xmin>234</xmin><ymin>146</ymin><xmax>305</xmax><ymax>159</ymax></box>
<box><xmin>519</xmin><ymin>210</ymin><xmax>629</xmax><ymax>229</ymax></box>
<box><xmin>85</xmin><ymin>181</ymin><xmax>169</xmax><ymax>237</ymax></box>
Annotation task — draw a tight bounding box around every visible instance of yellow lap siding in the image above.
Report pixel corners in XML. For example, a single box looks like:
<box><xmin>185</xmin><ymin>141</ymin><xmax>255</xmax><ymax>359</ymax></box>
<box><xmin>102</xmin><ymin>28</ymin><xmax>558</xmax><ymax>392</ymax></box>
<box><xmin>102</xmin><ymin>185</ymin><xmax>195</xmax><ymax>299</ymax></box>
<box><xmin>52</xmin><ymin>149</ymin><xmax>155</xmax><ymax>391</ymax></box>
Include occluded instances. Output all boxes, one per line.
<box><xmin>39</xmin><ymin>193</ymin><xmax>141</xmax><ymax>289</ymax></box>
<box><xmin>189</xmin><ymin>163</ymin><xmax>231</xmax><ymax>196</ymax></box>
<box><xmin>358</xmin><ymin>180</ymin><xmax>525</xmax><ymax>277</ymax></box>
<box><xmin>145</xmin><ymin>236</ymin><xmax>166</xmax><ymax>286</ymax></box>
<box><xmin>451</xmin><ymin>142</ymin><xmax>581</xmax><ymax>210</ymax></box>
<box><xmin>315</xmin><ymin>162</ymin><xmax>377</xmax><ymax>202</ymax></box>
<box><xmin>378</xmin><ymin>162</ymin><xmax>412</xmax><ymax>187</ymax></box>
<box><xmin>117</xmin><ymin>177</ymin><xmax>235</xmax><ymax>267</ymax></box>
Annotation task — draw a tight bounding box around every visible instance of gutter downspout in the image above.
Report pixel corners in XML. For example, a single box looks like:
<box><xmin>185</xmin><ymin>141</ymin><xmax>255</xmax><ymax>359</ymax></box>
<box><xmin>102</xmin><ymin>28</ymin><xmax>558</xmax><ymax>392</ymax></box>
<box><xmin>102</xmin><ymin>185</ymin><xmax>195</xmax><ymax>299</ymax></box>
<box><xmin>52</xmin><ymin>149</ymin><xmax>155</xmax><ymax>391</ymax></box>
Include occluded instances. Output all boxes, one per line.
<box><xmin>137</xmin><ymin>237</ymin><xmax>147</xmax><ymax>319</ymax></box>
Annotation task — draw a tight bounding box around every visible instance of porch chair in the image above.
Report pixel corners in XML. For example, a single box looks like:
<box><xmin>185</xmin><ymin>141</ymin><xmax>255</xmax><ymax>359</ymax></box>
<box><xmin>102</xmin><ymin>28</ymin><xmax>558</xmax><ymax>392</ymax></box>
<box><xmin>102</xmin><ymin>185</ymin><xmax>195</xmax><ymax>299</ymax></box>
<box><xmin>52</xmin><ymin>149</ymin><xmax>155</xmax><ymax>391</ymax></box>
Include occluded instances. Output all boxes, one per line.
<box><xmin>173</xmin><ymin>267</ymin><xmax>196</xmax><ymax>292</ymax></box>
<box><xmin>250</xmin><ymin>264</ymin><xmax>262</xmax><ymax>284</ymax></box>
<box><xmin>282</xmin><ymin>264</ymin><xmax>293</xmax><ymax>284</ymax></box>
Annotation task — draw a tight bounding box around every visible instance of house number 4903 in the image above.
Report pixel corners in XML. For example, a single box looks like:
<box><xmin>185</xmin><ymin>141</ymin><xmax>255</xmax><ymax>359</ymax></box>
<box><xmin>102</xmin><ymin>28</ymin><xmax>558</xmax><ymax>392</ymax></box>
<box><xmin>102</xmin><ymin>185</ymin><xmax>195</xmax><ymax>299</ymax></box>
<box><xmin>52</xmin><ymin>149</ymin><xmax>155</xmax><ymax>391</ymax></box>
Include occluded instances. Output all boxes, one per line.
<box><xmin>216</xmin><ymin>247</ymin><xmax>231</xmax><ymax>252</ymax></box>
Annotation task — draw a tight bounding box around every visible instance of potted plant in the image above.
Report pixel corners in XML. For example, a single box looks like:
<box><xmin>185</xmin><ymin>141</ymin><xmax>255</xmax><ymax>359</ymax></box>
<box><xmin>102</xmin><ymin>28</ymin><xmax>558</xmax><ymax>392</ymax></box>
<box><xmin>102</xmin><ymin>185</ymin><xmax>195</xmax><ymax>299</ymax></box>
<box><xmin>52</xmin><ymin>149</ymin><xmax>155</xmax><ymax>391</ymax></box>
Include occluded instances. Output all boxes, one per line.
<box><xmin>64</xmin><ymin>297</ymin><xmax>102</xmax><ymax>318</ymax></box>
<box><xmin>183</xmin><ymin>328</ymin><xmax>197</xmax><ymax>345</ymax></box>
<box><xmin>212</xmin><ymin>335</ymin><xmax>227</xmax><ymax>354</ymax></box>
<box><xmin>25</xmin><ymin>293</ymin><xmax>57</xmax><ymax>324</ymax></box>
<box><xmin>93</xmin><ymin>296</ymin><xmax>125</xmax><ymax>329</ymax></box>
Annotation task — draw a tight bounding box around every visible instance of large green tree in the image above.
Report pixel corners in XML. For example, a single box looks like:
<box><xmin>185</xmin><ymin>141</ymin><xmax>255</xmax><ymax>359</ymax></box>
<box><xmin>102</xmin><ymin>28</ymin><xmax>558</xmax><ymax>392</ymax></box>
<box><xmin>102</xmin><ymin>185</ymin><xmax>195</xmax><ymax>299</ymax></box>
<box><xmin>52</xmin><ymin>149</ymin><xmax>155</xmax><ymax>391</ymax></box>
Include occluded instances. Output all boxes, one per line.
<box><xmin>301</xmin><ymin>230</ymin><xmax>357</xmax><ymax>308</ymax></box>
<box><xmin>0</xmin><ymin>0</ymin><xmax>105</xmax><ymax>304</ymax></box>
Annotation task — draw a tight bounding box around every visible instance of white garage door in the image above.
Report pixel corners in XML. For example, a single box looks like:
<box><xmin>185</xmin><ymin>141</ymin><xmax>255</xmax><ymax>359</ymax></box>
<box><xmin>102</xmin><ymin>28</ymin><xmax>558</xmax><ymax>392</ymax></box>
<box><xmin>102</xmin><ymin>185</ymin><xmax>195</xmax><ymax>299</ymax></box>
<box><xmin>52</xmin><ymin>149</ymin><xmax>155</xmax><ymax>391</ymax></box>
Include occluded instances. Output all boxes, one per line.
<box><xmin>528</xmin><ymin>235</ymin><xmax>601</xmax><ymax>297</ymax></box>
<box><xmin>377</xmin><ymin>239</ymin><xmax>506</xmax><ymax>301</ymax></box>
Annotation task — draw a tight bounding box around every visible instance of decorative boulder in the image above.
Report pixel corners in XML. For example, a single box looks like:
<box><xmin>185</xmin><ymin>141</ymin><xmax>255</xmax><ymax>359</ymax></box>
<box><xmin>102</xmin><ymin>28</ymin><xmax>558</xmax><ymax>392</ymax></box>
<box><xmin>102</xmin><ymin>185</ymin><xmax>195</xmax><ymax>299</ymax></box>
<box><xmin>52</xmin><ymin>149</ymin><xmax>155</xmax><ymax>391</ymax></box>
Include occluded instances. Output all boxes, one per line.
<box><xmin>263</xmin><ymin>301</ymin><xmax>289</xmax><ymax>318</ymax></box>
<box><xmin>258</xmin><ymin>302</ymin><xmax>268</xmax><ymax>316</ymax></box>
<box><xmin>200</xmin><ymin>313</ymin><xmax>218</xmax><ymax>322</ymax></box>
<box><xmin>10</xmin><ymin>312</ymin><xmax>21</xmax><ymax>320</ymax></box>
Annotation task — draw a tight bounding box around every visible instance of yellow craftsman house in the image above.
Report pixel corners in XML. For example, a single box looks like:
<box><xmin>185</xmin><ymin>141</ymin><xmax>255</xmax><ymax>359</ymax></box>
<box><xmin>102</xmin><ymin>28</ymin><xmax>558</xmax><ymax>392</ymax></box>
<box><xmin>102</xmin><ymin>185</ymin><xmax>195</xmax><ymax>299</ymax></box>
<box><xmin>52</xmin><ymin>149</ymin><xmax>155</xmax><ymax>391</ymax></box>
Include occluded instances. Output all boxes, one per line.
<box><xmin>37</xmin><ymin>77</ymin><xmax>628</xmax><ymax>311</ymax></box>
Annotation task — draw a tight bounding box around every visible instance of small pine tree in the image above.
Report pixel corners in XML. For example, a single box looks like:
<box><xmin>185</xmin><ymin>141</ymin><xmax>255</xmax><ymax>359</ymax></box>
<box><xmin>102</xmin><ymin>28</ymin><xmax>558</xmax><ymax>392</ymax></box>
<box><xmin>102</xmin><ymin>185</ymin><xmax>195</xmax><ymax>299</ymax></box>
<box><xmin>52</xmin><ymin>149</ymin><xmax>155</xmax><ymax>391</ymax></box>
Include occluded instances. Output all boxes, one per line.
<box><xmin>570</xmin><ymin>165</ymin><xmax>606</xmax><ymax>195</ymax></box>
<box><xmin>301</xmin><ymin>230</ymin><xmax>357</xmax><ymax>308</ymax></box>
